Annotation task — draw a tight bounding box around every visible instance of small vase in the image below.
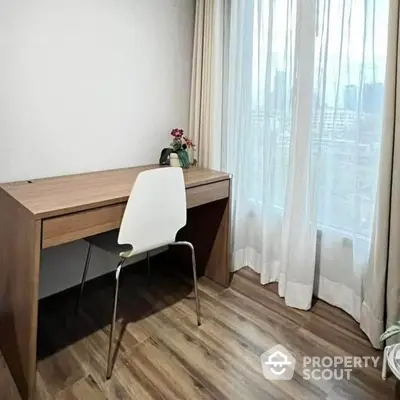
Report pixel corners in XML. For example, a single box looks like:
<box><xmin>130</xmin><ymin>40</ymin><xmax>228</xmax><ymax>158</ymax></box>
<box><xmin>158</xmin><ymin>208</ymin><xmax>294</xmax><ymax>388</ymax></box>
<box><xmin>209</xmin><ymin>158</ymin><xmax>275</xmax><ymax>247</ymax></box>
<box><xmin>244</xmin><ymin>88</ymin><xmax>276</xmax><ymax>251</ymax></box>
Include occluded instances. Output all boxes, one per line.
<box><xmin>170</xmin><ymin>153</ymin><xmax>181</xmax><ymax>167</ymax></box>
<box><xmin>177</xmin><ymin>150</ymin><xmax>190</xmax><ymax>168</ymax></box>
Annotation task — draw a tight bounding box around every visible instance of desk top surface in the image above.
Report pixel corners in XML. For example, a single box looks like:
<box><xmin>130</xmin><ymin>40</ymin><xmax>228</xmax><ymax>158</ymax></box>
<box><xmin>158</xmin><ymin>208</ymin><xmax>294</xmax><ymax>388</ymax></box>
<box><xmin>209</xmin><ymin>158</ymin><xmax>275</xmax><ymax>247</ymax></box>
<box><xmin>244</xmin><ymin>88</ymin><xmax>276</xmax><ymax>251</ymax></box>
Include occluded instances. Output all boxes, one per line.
<box><xmin>0</xmin><ymin>165</ymin><xmax>230</xmax><ymax>219</ymax></box>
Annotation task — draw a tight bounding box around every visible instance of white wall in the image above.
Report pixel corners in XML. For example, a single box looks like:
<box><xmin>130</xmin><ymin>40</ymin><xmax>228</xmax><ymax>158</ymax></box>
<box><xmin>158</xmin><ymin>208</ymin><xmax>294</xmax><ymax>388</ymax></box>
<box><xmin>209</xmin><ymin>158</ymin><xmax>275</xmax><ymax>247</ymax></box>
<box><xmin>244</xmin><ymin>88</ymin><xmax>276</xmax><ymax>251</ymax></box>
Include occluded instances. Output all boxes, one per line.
<box><xmin>0</xmin><ymin>0</ymin><xmax>195</xmax><ymax>297</ymax></box>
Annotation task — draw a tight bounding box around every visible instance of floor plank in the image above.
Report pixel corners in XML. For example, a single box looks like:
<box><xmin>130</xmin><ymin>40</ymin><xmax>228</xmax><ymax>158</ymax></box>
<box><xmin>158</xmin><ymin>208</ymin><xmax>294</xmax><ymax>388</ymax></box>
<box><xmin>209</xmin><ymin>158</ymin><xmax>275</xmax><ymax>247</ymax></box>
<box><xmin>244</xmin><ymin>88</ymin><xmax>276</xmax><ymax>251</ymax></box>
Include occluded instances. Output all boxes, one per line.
<box><xmin>0</xmin><ymin>354</ymin><xmax>20</xmax><ymax>400</ymax></box>
<box><xmin>0</xmin><ymin>263</ymin><xmax>398</xmax><ymax>399</ymax></box>
<box><xmin>55</xmin><ymin>375</ymin><xmax>107</xmax><ymax>400</ymax></box>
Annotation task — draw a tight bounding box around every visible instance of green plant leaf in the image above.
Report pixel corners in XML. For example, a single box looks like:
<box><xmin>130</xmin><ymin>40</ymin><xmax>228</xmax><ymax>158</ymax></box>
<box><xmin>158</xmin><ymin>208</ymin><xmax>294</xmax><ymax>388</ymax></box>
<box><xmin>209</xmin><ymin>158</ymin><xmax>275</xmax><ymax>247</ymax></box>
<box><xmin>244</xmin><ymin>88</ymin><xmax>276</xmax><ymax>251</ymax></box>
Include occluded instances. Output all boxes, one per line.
<box><xmin>380</xmin><ymin>322</ymin><xmax>400</xmax><ymax>341</ymax></box>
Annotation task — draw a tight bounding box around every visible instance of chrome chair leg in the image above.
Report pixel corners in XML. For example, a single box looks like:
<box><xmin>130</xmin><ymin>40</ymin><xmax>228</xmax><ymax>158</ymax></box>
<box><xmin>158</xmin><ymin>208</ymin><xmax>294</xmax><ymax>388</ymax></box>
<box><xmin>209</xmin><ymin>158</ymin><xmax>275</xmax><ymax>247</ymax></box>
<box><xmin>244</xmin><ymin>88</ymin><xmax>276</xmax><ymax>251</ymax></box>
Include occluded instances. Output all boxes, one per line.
<box><xmin>75</xmin><ymin>243</ymin><xmax>93</xmax><ymax>314</ymax></box>
<box><xmin>147</xmin><ymin>251</ymin><xmax>151</xmax><ymax>285</ymax></box>
<box><xmin>170</xmin><ymin>241</ymin><xmax>201</xmax><ymax>326</ymax></box>
<box><xmin>107</xmin><ymin>258</ymin><xmax>124</xmax><ymax>379</ymax></box>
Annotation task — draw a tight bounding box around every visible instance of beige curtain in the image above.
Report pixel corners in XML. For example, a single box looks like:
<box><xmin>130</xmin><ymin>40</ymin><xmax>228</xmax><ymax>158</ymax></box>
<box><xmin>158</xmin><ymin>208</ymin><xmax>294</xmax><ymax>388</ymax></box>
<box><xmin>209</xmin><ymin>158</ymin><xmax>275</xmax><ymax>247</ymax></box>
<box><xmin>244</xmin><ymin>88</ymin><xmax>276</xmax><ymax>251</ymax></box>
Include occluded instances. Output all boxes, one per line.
<box><xmin>189</xmin><ymin>0</ymin><xmax>225</xmax><ymax>168</ymax></box>
<box><xmin>361</xmin><ymin>0</ymin><xmax>400</xmax><ymax>348</ymax></box>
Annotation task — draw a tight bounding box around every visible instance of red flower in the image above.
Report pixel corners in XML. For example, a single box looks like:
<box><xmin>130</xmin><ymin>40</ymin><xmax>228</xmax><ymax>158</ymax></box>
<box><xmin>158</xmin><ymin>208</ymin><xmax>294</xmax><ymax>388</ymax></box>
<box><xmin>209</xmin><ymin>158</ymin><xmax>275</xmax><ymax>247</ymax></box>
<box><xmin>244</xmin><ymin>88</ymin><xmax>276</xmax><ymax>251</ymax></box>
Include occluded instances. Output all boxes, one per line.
<box><xmin>170</xmin><ymin>128</ymin><xmax>184</xmax><ymax>138</ymax></box>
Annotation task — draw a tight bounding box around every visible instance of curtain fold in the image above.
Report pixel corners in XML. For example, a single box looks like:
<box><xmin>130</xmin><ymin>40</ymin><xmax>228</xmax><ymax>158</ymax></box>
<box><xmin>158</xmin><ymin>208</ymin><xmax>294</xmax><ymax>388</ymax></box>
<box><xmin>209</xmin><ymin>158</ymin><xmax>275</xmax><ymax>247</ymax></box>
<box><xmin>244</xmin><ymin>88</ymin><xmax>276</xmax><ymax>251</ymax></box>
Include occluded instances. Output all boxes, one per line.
<box><xmin>310</xmin><ymin>0</ymin><xmax>389</xmax><ymax>334</ymax></box>
<box><xmin>361</xmin><ymin>0</ymin><xmax>400</xmax><ymax>347</ymax></box>
<box><xmin>224</xmin><ymin>0</ymin><xmax>322</xmax><ymax>310</ymax></box>
<box><xmin>279</xmin><ymin>0</ymin><xmax>316</xmax><ymax>309</ymax></box>
<box><xmin>189</xmin><ymin>0</ymin><xmax>226</xmax><ymax>168</ymax></box>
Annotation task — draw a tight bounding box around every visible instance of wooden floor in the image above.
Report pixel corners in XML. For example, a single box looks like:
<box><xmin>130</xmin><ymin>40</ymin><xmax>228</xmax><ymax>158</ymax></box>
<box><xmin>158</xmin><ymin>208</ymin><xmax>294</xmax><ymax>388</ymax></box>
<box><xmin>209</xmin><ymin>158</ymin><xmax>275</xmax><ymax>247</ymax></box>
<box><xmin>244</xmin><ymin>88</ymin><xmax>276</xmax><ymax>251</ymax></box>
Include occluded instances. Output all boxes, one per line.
<box><xmin>0</xmin><ymin>262</ymin><xmax>398</xmax><ymax>399</ymax></box>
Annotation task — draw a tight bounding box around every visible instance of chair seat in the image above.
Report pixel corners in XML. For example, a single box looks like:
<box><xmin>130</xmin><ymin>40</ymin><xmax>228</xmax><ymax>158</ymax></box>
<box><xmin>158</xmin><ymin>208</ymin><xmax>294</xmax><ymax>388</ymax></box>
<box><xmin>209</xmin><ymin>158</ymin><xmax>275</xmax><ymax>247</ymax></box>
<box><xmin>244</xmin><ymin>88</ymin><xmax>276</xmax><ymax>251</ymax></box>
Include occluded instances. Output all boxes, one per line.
<box><xmin>85</xmin><ymin>230</ymin><xmax>135</xmax><ymax>259</ymax></box>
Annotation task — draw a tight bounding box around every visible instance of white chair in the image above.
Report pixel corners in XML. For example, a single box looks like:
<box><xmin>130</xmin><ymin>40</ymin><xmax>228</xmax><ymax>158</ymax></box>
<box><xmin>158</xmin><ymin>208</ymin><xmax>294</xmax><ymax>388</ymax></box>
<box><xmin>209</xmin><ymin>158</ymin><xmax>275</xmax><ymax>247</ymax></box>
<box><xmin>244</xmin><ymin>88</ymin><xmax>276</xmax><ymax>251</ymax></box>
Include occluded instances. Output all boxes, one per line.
<box><xmin>75</xmin><ymin>167</ymin><xmax>201</xmax><ymax>379</ymax></box>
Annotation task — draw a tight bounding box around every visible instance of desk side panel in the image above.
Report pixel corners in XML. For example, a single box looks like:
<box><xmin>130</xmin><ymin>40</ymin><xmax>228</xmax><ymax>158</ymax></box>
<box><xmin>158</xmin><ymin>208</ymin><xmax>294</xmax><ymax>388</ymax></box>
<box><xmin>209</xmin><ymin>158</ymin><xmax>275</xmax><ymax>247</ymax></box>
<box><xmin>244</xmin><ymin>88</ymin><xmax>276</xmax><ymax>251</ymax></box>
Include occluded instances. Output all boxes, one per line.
<box><xmin>204</xmin><ymin>179</ymin><xmax>231</xmax><ymax>286</ymax></box>
<box><xmin>0</xmin><ymin>189</ymin><xmax>41</xmax><ymax>400</ymax></box>
<box><xmin>174</xmin><ymin>178</ymin><xmax>232</xmax><ymax>287</ymax></box>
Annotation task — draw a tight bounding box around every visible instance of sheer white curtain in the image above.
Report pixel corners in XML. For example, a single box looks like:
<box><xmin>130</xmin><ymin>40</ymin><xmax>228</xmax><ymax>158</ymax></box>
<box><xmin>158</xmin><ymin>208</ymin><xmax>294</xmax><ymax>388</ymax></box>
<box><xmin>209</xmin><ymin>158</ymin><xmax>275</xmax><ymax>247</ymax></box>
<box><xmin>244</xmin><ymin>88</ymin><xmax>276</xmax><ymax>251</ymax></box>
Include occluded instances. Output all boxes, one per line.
<box><xmin>312</xmin><ymin>0</ymin><xmax>389</xmax><ymax>322</ymax></box>
<box><xmin>223</xmin><ymin>0</ymin><xmax>389</xmax><ymax>324</ymax></box>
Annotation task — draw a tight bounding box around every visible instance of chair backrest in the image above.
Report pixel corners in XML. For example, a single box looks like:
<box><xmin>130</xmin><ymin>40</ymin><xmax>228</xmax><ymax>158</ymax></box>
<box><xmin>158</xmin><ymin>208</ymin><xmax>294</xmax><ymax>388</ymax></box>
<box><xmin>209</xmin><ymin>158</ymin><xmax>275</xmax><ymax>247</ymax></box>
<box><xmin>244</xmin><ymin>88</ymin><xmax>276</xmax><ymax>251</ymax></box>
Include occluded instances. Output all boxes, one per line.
<box><xmin>118</xmin><ymin>167</ymin><xmax>187</xmax><ymax>254</ymax></box>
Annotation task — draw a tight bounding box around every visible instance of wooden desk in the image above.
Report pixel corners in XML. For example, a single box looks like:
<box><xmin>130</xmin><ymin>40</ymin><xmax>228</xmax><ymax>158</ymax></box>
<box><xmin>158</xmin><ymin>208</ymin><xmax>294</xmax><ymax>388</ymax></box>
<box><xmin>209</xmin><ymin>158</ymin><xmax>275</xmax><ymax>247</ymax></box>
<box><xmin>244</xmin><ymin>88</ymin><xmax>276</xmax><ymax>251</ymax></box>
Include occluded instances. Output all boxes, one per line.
<box><xmin>0</xmin><ymin>165</ymin><xmax>231</xmax><ymax>400</ymax></box>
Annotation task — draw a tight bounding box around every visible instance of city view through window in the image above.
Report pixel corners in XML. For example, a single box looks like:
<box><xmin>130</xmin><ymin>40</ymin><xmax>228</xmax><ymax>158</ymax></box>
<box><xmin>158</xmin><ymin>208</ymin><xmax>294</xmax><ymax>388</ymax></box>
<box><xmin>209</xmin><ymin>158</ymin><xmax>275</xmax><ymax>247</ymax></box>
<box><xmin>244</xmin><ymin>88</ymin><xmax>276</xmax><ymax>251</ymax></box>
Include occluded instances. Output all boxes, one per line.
<box><xmin>251</xmin><ymin>0</ymin><xmax>388</xmax><ymax>242</ymax></box>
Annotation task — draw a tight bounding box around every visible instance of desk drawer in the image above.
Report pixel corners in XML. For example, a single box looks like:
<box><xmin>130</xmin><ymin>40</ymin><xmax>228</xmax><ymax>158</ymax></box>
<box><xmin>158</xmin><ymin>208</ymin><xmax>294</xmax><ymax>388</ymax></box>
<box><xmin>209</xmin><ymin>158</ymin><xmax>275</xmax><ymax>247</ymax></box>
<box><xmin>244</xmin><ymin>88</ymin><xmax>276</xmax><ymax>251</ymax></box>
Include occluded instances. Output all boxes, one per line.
<box><xmin>42</xmin><ymin>203</ymin><xmax>125</xmax><ymax>248</ymax></box>
<box><xmin>186</xmin><ymin>179</ymin><xmax>230</xmax><ymax>208</ymax></box>
<box><xmin>41</xmin><ymin>179</ymin><xmax>230</xmax><ymax>248</ymax></box>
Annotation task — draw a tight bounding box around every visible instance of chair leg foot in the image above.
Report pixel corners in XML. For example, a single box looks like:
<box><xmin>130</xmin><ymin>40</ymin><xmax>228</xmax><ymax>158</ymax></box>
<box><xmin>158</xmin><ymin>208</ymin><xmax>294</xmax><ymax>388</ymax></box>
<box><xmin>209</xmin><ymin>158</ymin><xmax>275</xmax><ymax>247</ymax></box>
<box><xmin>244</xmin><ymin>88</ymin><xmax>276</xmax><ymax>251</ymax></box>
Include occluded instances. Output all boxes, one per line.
<box><xmin>106</xmin><ymin>259</ymin><xmax>124</xmax><ymax>379</ymax></box>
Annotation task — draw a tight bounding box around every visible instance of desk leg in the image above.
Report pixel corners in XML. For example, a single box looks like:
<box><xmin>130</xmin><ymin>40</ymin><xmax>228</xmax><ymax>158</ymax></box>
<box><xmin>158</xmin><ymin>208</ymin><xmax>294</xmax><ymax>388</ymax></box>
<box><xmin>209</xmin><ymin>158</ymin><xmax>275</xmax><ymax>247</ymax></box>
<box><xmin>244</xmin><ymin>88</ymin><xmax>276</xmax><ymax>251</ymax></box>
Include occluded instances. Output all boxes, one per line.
<box><xmin>202</xmin><ymin>196</ymin><xmax>231</xmax><ymax>286</ymax></box>
<box><xmin>175</xmin><ymin>195</ymin><xmax>231</xmax><ymax>287</ymax></box>
<box><xmin>0</xmin><ymin>190</ymin><xmax>41</xmax><ymax>400</ymax></box>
